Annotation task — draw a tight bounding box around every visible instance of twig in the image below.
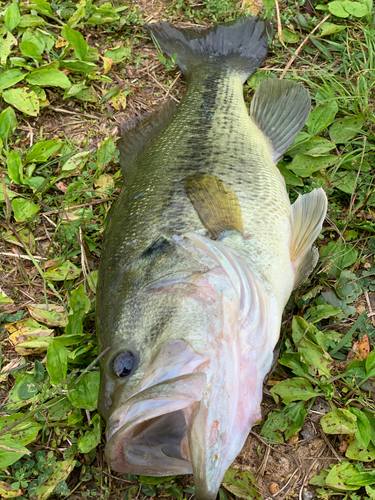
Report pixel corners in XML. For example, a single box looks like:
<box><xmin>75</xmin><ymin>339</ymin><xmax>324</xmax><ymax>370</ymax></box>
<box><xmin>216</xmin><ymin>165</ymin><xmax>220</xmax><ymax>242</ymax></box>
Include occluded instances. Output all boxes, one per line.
<box><xmin>320</xmin><ymin>432</ymin><xmax>341</xmax><ymax>462</ymax></box>
<box><xmin>42</xmin><ymin>198</ymin><xmax>113</xmax><ymax>216</ymax></box>
<box><xmin>280</xmin><ymin>14</ymin><xmax>331</xmax><ymax>79</ymax></box>
<box><xmin>275</xmin><ymin>0</ymin><xmax>283</xmax><ymax>44</ymax></box>
<box><xmin>365</xmin><ymin>290</ymin><xmax>375</xmax><ymax>327</ymax></box>
<box><xmin>52</xmin><ymin>107</ymin><xmax>100</xmax><ymax>120</ymax></box>
<box><xmin>272</xmin><ymin>468</ymin><xmax>299</xmax><ymax>497</ymax></box>
<box><xmin>0</xmin><ymin>252</ymin><xmax>46</xmax><ymax>261</ymax></box>
<box><xmin>147</xmin><ymin>72</ymin><xmax>180</xmax><ymax>103</ymax></box>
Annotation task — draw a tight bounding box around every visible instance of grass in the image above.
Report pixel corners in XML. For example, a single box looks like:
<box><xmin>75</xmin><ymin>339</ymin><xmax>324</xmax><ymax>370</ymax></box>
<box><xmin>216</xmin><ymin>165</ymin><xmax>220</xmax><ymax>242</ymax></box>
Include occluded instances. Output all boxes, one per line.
<box><xmin>2</xmin><ymin>0</ymin><xmax>375</xmax><ymax>499</ymax></box>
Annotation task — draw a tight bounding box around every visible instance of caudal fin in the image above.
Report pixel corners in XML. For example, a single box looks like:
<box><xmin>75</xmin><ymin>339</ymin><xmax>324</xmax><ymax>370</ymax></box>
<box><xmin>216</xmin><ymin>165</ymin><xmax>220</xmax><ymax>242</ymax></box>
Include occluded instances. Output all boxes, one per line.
<box><xmin>144</xmin><ymin>17</ymin><xmax>273</xmax><ymax>82</ymax></box>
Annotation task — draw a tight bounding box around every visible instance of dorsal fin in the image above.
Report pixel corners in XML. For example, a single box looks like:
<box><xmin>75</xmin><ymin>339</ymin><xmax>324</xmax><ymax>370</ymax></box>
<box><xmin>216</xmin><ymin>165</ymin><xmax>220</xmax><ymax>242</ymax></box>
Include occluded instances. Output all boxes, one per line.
<box><xmin>290</xmin><ymin>188</ymin><xmax>327</xmax><ymax>288</ymax></box>
<box><xmin>250</xmin><ymin>79</ymin><xmax>311</xmax><ymax>163</ymax></box>
<box><xmin>118</xmin><ymin>99</ymin><xmax>176</xmax><ymax>182</ymax></box>
<box><xmin>185</xmin><ymin>174</ymin><xmax>243</xmax><ymax>239</ymax></box>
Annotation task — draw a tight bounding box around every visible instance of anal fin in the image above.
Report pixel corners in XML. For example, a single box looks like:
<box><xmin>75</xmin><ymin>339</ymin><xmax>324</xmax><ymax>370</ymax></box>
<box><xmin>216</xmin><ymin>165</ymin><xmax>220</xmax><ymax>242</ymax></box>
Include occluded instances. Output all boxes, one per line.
<box><xmin>185</xmin><ymin>174</ymin><xmax>243</xmax><ymax>239</ymax></box>
<box><xmin>290</xmin><ymin>188</ymin><xmax>327</xmax><ymax>288</ymax></box>
<box><xmin>118</xmin><ymin>99</ymin><xmax>176</xmax><ymax>182</ymax></box>
<box><xmin>250</xmin><ymin>79</ymin><xmax>311</xmax><ymax>163</ymax></box>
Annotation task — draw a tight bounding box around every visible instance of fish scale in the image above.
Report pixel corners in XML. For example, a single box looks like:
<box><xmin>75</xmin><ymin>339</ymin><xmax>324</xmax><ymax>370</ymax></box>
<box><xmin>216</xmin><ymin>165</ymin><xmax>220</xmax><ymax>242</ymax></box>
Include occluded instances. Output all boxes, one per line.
<box><xmin>102</xmin><ymin>66</ymin><xmax>291</xmax><ymax>299</ymax></box>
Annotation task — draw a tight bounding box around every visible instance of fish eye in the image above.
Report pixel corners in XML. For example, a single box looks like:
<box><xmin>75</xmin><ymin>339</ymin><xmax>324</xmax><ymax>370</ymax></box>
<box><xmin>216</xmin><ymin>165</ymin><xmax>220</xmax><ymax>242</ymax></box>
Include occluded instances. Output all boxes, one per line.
<box><xmin>113</xmin><ymin>352</ymin><xmax>135</xmax><ymax>378</ymax></box>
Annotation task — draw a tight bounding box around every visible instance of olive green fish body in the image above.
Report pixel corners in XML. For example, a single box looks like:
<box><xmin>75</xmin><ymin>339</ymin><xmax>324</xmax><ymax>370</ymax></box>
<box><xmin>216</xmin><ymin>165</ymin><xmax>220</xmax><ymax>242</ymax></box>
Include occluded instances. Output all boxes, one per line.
<box><xmin>97</xmin><ymin>16</ymin><xmax>327</xmax><ymax>500</ymax></box>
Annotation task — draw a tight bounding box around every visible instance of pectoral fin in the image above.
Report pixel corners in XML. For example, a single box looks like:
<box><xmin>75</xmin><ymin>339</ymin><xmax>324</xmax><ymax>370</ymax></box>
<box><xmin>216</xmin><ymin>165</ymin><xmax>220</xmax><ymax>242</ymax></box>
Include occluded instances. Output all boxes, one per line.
<box><xmin>185</xmin><ymin>174</ymin><xmax>243</xmax><ymax>239</ymax></box>
<box><xmin>250</xmin><ymin>79</ymin><xmax>311</xmax><ymax>163</ymax></box>
<box><xmin>290</xmin><ymin>188</ymin><xmax>327</xmax><ymax>288</ymax></box>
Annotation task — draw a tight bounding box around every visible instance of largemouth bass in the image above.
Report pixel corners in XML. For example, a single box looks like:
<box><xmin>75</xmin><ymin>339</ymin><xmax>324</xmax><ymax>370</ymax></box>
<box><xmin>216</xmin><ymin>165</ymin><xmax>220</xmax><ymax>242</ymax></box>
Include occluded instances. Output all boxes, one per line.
<box><xmin>97</xmin><ymin>16</ymin><xmax>327</xmax><ymax>500</ymax></box>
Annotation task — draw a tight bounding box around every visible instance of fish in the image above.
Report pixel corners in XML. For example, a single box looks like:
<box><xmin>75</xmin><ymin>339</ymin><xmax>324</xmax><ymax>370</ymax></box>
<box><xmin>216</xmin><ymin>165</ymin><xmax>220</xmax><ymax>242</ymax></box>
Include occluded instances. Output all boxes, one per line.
<box><xmin>96</xmin><ymin>16</ymin><xmax>327</xmax><ymax>500</ymax></box>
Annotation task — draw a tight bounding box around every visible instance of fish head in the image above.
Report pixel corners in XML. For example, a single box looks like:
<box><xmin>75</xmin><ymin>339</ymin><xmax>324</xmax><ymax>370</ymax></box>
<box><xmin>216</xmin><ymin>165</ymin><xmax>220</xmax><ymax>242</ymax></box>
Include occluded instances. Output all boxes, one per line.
<box><xmin>99</xmin><ymin>235</ymin><xmax>280</xmax><ymax>499</ymax></box>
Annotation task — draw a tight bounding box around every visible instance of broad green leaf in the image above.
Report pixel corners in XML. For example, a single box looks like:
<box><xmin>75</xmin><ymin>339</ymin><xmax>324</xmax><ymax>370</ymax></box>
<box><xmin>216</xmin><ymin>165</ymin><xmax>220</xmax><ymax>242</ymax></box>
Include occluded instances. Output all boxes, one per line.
<box><xmin>366</xmin><ymin>350</ymin><xmax>375</xmax><ymax>378</ymax></box>
<box><xmin>260</xmin><ymin>400</ymin><xmax>308</xmax><ymax>442</ymax></box>
<box><xmin>27</xmin><ymin>304</ymin><xmax>68</xmax><ymax>327</ymax></box>
<box><xmin>346</xmin><ymin>439</ymin><xmax>375</xmax><ymax>461</ymax></box>
<box><xmin>97</xmin><ymin>137</ymin><xmax>116</xmax><ymax>168</ymax></box>
<box><xmin>18</xmin><ymin>14</ymin><xmax>46</xmax><ymax>28</ymax></box>
<box><xmin>36</xmin><ymin>29</ymin><xmax>55</xmax><ymax>52</ymax></box>
<box><xmin>19</xmin><ymin>41</ymin><xmax>42</xmax><ymax>61</ymax></box>
<box><xmin>0</xmin><ymin>32</ymin><xmax>17</xmax><ymax>65</ymax></box>
<box><xmin>26</xmin><ymin>69</ymin><xmax>71</xmax><ymax>89</ymax></box>
<box><xmin>304</xmin><ymin>304</ymin><xmax>341</xmax><ymax>323</ymax></box>
<box><xmin>60</xmin><ymin>59</ymin><xmax>97</xmax><ymax>73</ymax></box>
<box><xmin>67</xmin><ymin>372</ymin><xmax>100</xmax><ymax>410</ymax></box>
<box><xmin>7</xmin><ymin>373</ymin><xmax>36</xmax><ymax>410</ymax></box>
<box><xmin>328</xmin><ymin>1</ymin><xmax>350</xmax><ymax>17</ymax></box>
<box><xmin>343</xmin><ymin>1</ymin><xmax>368</xmax><ymax>16</ymax></box>
<box><xmin>287</xmin><ymin>154</ymin><xmax>337</xmax><ymax>177</ymax></box>
<box><xmin>0</xmin><ymin>291</ymin><xmax>13</xmax><ymax>305</ymax></box>
<box><xmin>104</xmin><ymin>44</ymin><xmax>130</xmax><ymax>62</ymax></box>
<box><xmin>139</xmin><ymin>476</ymin><xmax>176</xmax><ymax>485</ymax></box>
<box><xmin>34</xmin><ymin>359</ymin><xmax>45</xmax><ymax>383</ymax></box>
<box><xmin>5</xmin><ymin>3</ymin><xmax>20</xmax><ymax>32</ymax></box>
<box><xmin>0</xmin><ymin>481</ymin><xmax>22</xmax><ymax>498</ymax></box>
<box><xmin>223</xmin><ymin>468</ymin><xmax>261</xmax><ymax>500</ymax></box>
<box><xmin>22</xmin><ymin>30</ymin><xmax>45</xmax><ymax>52</ymax></box>
<box><xmin>329</xmin><ymin>116</ymin><xmax>365</xmax><ymax>143</ymax></box>
<box><xmin>61</xmin><ymin>151</ymin><xmax>89</xmax><ymax>171</ymax></box>
<box><xmin>319</xmin><ymin>22</ymin><xmax>346</xmax><ymax>36</ymax></box>
<box><xmin>326</xmin><ymin>462</ymin><xmax>361</xmax><ymax>491</ymax></box>
<box><xmin>18</xmin><ymin>382</ymin><xmax>39</xmax><ymax>400</ymax></box>
<box><xmin>0</xmin><ymin>413</ymin><xmax>42</xmax><ymax>468</ymax></box>
<box><xmin>270</xmin><ymin>377</ymin><xmax>320</xmax><ymax>405</ymax></box>
<box><xmin>351</xmin><ymin>408</ymin><xmax>371</xmax><ymax>448</ymax></box>
<box><xmin>0</xmin><ymin>107</ymin><xmax>18</xmax><ymax>146</ymax></box>
<box><xmin>332</xmin><ymin>170</ymin><xmax>356</xmax><ymax>194</ymax></box>
<box><xmin>306</xmin><ymin>101</ymin><xmax>338</xmax><ymax>135</ymax></box>
<box><xmin>67</xmin><ymin>4</ymin><xmax>86</xmax><ymax>28</ymax></box>
<box><xmin>347</xmin><ymin>471</ymin><xmax>375</xmax><ymax>487</ymax></box>
<box><xmin>282</xmin><ymin>28</ymin><xmax>299</xmax><ymax>43</ymax></box>
<box><xmin>7</xmin><ymin>151</ymin><xmax>23</xmax><ymax>185</ymax></box>
<box><xmin>43</xmin><ymin>261</ymin><xmax>81</xmax><ymax>281</ymax></box>
<box><xmin>78</xmin><ymin>414</ymin><xmax>102</xmax><ymax>453</ymax></box>
<box><xmin>74</xmin><ymin>86</ymin><xmax>98</xmax><ymax>102</ymax></box>
<box><xmin>46</xmin><ymin>340</ymin><xmax>68</xmax><ymax>386</ymax></box>
<box><xmin>34</xmin><ymin>457</ymin><xmax>75</xmax><ymax>500</ymax></box>
<box><xmin>321</xmin><ymin>407</ymin><xmax>358</xmax><ymax>434</ymax></box>
<box><xmin>29</xmin><ymin>0</ymin><xmax>54</xmax><ymax>17</ymax></box>
<box><xmin>25</xmin><ymin>139</ymin><xmax>62</xmax><ymax>163</ymax></box>
<box><xmin>277</xmin><ymin>162</ymin><xmax>303</xmax><ymax>186</ymax></box>
<box><xmin>65</xmin><ymin>284</ymin><xmax>90</xmax><ymax>336</ymax></box>
<box><xmin>335</xmin><ymin>270</ymin><xmax>362</xmax><ymax>302</ymax></box>
<box><xmin>0</xmin><ymin>69</ymin><xmax>26</xmax><ymax>90</ymax></box>
<box><xmin>48</xmin><ymin>398</ymin><xmax>74</xmax><ymax>421</ymax></box>
<box><xmin>3</xmin><ymin>88</ymin><xmax>39</xmax><ymax>117</ymax></box>
<box><xmin>310</xmin><ymin>470</ymin><xmax>329</xmax><ymax>487</ymax></box>
<box><xmin>11</xmin><ymin>198</ymin><xmax>40</xmax><ymax>221</ymax></box>
<box><xmin>61</xmin><ymin>25</ymin><xmax>88</xmax><ymax>61</ymax></box>
<box><xmin>287</xmin><ymin>137</ymin><xmax>336</xmax><ymax>157</ymax></box>
<box><xmin>320</xmin><ymin>241</ymin><xmax>358</xmax><ymax>277</ymax></box>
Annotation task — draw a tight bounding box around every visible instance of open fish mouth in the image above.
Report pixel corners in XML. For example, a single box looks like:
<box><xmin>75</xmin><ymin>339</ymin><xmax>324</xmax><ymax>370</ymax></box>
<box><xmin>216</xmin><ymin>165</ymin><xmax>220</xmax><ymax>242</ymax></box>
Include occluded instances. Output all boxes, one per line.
<box><xmin>105</xmin><ymin>372</ymin><xmax>206</xmax><ymax>475</ymax></box>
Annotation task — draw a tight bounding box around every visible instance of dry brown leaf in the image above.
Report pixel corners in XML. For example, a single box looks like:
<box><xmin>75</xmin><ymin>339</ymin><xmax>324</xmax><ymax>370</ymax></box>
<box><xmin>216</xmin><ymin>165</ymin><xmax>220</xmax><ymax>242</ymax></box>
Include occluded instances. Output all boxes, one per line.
<box><xmin>241</xmin><ymin>0</ymin><xmax>263</xmax><ymax>15</ymax></box>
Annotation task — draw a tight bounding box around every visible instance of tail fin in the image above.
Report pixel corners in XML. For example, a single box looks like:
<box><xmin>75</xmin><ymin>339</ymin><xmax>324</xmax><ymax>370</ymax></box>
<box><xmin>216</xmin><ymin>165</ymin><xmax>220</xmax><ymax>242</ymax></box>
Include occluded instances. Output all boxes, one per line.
<box><xmin>144</xmin><ymin>17</ymin><xmax>273</xmax><ymax>82</ymax></box>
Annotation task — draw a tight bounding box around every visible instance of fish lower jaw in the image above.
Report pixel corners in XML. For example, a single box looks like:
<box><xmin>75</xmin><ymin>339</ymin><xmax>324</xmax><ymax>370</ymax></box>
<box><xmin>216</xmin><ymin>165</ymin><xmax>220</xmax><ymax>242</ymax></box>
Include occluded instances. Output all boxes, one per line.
<box><xmin>106</xmin><ymin>403</ymin><xmax>195</xmax><ymax>476</ymax></box>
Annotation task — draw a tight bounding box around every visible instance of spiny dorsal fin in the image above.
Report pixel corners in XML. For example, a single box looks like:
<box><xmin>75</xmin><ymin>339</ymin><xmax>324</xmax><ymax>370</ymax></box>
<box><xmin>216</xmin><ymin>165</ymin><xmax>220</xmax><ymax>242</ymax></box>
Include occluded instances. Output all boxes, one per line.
<box><xmin>250</xmin><ymin>79</ymin><xmax>311</xmax><ymax>163</ymax></box>
<box><xmin>118</xmin><ymin>99</ymin><xmax>176</xmax><ymax>182</ymax></box>
<box><xmin>290</xmin><ymin>188</ymin><xmax>327</xmax><ymax>288</ymax></box>
<box><xmin>185</xmin><ymin>174</ymin><xmax>243</xmax><ymax>239</ymax></box>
